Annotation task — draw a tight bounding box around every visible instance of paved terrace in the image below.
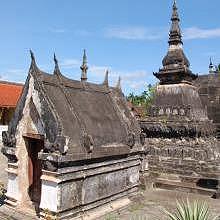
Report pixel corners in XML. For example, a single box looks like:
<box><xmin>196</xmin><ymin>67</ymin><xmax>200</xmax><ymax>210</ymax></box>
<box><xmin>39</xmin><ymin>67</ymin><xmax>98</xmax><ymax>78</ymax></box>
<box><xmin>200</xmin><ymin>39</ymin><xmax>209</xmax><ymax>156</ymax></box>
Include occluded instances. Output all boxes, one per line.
<box><xmin>0</xmin><ymin>189</ymin><xmax>219</xmax><ymax>219</ymax></box>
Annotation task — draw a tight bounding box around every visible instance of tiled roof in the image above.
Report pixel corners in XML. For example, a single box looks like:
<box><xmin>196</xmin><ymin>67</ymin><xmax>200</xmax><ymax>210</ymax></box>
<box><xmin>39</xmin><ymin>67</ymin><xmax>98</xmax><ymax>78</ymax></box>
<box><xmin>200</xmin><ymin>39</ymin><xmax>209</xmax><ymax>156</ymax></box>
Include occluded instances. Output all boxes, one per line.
<box><xmin>0</xmin><ymin>81</ymin><xmax>23</xmax><ymax>107</ymax></box>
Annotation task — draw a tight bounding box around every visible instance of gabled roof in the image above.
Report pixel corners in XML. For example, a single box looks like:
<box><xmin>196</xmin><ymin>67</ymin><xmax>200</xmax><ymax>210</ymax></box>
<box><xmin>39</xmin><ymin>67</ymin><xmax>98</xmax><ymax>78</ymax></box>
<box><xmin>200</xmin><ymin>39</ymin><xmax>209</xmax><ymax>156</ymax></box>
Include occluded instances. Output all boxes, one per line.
<box><xmin>6</xmin><ymin>52</ymin><xmax>141</xmax><ymax>159</ymax></box>
<box><xmin>0</xmin><ymin>81</ymin><xmax>23</xmax><ymax>108</ymax></box>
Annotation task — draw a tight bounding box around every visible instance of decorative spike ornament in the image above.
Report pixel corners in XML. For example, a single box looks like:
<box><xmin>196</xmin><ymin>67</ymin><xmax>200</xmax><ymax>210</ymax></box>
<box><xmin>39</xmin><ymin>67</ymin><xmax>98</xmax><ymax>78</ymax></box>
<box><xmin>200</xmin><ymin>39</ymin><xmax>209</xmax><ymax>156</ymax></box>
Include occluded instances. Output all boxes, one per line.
<box><xmin>53</xmin><ymin>53</ymin><xmax>61</xmax><ymax>75</ymax></box>
<box><xmin>80</xmin><ymin>49</ymin><xmax>88</xmax><ymax>82</ymax></box>
<box><xmin>209</xmin><ymin>57</ymin><xmax>215</xmax><ymax>74</ymax></box>
<box><xmin>116</xmin><ymin>76</ymin><xmax>121</xmax><ymax>91</ymax></box>
<box><xmin>29</xmin><ymin>49</ymin><xmax>38</xmax><ymax>70</ymax></box>
<box><xmin>103</xmin><ymin>70</ymin><xmax>109</xmax><ymax>87</ymax></box>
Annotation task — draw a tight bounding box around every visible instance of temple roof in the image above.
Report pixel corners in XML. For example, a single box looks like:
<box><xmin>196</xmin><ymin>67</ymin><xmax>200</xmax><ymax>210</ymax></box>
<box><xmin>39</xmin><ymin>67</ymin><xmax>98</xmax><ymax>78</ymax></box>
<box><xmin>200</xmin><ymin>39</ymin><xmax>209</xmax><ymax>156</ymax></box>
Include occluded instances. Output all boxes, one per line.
<box><xmin>0</xmin><ymin>81</ymin><xmax>23</xmax><ymax>108</ymax></box>
<box><xmin>7</xmin><ymin>51</ymin><xmax>141</xmax><ymax>158</ymax></box>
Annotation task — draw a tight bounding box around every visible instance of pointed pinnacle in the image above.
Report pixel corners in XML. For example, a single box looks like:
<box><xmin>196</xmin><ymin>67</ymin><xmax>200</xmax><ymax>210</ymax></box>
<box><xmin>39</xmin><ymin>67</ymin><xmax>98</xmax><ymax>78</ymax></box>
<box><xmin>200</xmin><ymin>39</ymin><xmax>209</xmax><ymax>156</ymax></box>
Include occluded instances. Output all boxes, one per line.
<box><xmin>29</xmin><ymin>49</ymin><xmax>38</xmax><ymax>69</ymax></box>
<box><xmin>30</xmin><ymin>49</ymin><xmax>35</xmax><ymax>61</ymax></box>
<box><xmin>116</xmin><ymin>76</ymin><xmax>121</xmax><ymax>91</ymax></box>
<box><xmin>168</xmin><ymin>0</ymin><xmax>182</xmax><ymax>45</ymax></box>
<box><xmin>81</xmin><ymin>49</ymin><xmax>88</xmax><ymax>81</ymax></box>
<box><xmin>103</xmin><ymin>70</ymin><xmax>109</xmax><ymax>86</ymax></box>
<box><xmin>210</xmin><ymin>57</ymin><xmax>213</xmax><ymax>65</ymax></box>
<box><xmin>171</xmin><ymin>0</ymin><xmax>179</xmax><ymax>21</ymax></box>
<box><xmin>83</xmin><ymin>49</ymin><xmax>87</xmax><ymax>65</ymax></box>
<box><xmin>54</xmin><ymin>53</ymin><xmax>58</xmax><ymax>65</ymax></box>
<box><xmin>53</xmin><ymin>53</ymin><xmax>61</xmax><ymax>75</ymax></box>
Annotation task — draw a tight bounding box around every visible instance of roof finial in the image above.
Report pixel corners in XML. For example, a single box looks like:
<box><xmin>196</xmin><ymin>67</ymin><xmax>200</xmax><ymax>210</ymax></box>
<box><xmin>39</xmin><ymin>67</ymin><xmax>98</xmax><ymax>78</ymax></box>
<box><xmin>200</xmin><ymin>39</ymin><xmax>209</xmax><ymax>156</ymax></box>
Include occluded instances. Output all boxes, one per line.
<box><xmin>80</xmin><ymin>49</ymin><xmax>88</xmax><ymax>82</ymax></box>
<box><xmin>54</xmin><ymin>53</ymin><xmax>58</xmax><ymax>65</ymax></box>
<box><xmin>172</xmin><ymin>0</ymin><xmax>178</xmax><ymax>17</ymax></box>
<box><xmin>29</xmin><ymin>49</ymin><xmax>38</xmax><ymax>70</ymax></box>
<box><xmin>53</xmin><ymin>53</ymin><xmax>61</xmax><ymax>75</ymax></box>
<box><xmin>103</xmin><ymin>70</ymin><xmax>109</xmax><ymax>86</ymax></box>
<box><xmin>116</xmin><ymin>76</ymin><xmax>121</xmax><ymax>91</ymax></box>
<box><xmin>209</xmin><ymin>57</ymin><xmax>213</xmax><ymax>66</ymax></box>
<box><xmin>209</xmin><ymin>57</ymin><xmax>215</xmax><ymax>74</ymax></box>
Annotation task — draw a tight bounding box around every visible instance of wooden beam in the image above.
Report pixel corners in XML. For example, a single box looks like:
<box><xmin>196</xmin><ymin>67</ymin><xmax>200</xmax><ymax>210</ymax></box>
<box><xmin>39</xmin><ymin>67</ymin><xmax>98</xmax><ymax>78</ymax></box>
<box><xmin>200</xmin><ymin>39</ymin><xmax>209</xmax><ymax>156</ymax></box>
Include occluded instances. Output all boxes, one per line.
<box><xmin>23</xmin><ymin>133</ymin><xmax>44</xmax><ymax>140</ymax></box>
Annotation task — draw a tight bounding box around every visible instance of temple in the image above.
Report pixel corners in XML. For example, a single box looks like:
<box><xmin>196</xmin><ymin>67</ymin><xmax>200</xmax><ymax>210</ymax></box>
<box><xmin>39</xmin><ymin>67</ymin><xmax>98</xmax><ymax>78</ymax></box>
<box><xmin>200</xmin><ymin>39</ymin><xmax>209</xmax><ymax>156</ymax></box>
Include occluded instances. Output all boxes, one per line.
<box><xmin>1</xmin><ymin>50</ymin><xmax>143</xmax><ymax>219</ymax></box>
<box><xmin>140</xmin><ymin>0</ymin><xmax>220</xmax><ymax>194</ymax></box>
<box><xmin>1</xmin><ymin>1</ymin><xmax>220</xmax><ymax>219</ymax></box>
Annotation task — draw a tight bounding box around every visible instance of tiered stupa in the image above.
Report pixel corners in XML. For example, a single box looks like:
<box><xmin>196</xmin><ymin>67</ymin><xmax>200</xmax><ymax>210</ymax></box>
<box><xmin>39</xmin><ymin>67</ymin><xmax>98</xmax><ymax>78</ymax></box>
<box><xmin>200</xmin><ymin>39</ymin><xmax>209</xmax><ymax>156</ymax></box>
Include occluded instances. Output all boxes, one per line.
<box><xmin>140</xmin><ymin>0</ymin><xmax>220</xmax><ymax>195</ymax></box>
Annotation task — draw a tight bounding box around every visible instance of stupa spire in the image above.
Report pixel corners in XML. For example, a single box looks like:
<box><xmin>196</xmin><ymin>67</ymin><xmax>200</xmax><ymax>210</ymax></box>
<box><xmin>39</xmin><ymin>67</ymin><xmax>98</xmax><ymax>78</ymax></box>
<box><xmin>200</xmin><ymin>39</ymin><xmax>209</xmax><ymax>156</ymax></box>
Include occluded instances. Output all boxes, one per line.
<box><xmin>80</xmin><ymin>49</ymin><xmax>88</xmax><ymax>82</ymax></box>
<box><xmin>153</xmin><ymin>0</ymin><xmax>197</xmax><ymax>85</ymax></box>
<box><xmin>169</xmin><ymin>0</ymin><xmax>182</xmax><ymax>46</ymax></box>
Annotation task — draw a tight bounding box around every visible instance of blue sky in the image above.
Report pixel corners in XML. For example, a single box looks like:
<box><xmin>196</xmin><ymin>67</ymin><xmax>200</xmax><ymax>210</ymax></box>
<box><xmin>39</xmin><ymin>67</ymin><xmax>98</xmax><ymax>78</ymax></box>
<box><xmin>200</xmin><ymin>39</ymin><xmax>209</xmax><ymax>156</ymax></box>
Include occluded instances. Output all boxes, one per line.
<box><xmin>0</xmin><ymin>0</ymin><xmax>220</xmax><ymax>94</ymax></box>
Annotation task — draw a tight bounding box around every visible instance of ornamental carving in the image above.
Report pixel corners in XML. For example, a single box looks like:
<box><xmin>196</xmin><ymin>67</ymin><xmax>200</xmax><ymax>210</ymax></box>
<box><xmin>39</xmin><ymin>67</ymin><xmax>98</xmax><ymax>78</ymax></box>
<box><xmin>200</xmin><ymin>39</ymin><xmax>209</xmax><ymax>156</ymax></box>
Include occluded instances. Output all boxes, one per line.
<box><xmin>83</xmin><ymin>133</ymin><xmax>94</xmax><ymax>153</ymax></box>
<box><xmin>127</xmin><ymin>132</ymin><xmax>135</xmax><ymax>148</ymax></box>
<box><xmin>44</xmin><ymin>136</ymin><xmax>67</xmax><ymax>154</ymax></box>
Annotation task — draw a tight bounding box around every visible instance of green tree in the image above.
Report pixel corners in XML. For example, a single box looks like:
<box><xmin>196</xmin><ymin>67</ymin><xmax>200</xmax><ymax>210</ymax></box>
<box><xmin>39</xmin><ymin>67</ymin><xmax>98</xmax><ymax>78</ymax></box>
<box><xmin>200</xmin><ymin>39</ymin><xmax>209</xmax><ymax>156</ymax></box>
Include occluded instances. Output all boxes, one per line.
<box><xmin>127</xmin><ymin>84</ymin><xmax>156</xmax><ymax>109</ymax></box>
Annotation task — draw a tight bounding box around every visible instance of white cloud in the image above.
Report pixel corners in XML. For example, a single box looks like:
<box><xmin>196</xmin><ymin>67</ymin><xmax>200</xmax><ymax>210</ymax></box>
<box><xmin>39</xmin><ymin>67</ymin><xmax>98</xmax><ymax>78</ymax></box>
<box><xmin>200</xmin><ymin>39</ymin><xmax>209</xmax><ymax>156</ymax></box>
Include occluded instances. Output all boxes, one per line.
<box><xmin>104</xmin><ymin>25</ymin><xmax>220</xmax><ymax>41</ymax></box>
<box><xmin>128</xmin><ymin>81</ymin><xmax>147</xmax><ymax>89</ymax></box>
<box><xmin>119</xmin><ymin>70</ymin><xmax>154</xmax><ymax>90</ymax></box>
<box><xmin>90</xmin><ymin>65</ymin><xmax>110</xmax><ymax>76</ymax></box>
<box><xmin>0</xmin><ymin>68</ymin><xmax>25</xmax><ymax>83</ymax></box>
<box><xmin>79</xmin><ymin>63</ymin><xmax>153</xmax><ymax>91</ymax></box>
<box><xmin>60</xmin><ymin>59</ymin><xmax>81</xmax><ymax>69</ymax></box>
<box><xmin>105</xmin><ymin>26</ymin><xmax>165</xmax><ymax>40</ymax></box>
<box><xmin>121</xmin><ymin>70</ymin><xmax>149</xmax><ymax>81</ymax></box>
<box><xmin>183</xmin><ymin>27</ymin><xmax>220</xmax><ymax>40</ymax></box>
<box><xmin>52</xmin><ymin>55</ymin><xmax>155</xmax><ymax>93</ymax></box>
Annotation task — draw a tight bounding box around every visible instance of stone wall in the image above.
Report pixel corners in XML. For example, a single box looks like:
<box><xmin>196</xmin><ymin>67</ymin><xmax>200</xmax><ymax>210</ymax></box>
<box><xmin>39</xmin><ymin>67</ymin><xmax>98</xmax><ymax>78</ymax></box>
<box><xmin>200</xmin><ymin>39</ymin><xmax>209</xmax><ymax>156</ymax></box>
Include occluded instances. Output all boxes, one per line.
<box><xmin>194</xmin><ymin>73</ymin><xmax>220</xmax><ymax>138</ymax></box>
<box><xmin>141</xmin><ymin>136</ymin><xmax>220</xmax><ymax>194</ymax></box>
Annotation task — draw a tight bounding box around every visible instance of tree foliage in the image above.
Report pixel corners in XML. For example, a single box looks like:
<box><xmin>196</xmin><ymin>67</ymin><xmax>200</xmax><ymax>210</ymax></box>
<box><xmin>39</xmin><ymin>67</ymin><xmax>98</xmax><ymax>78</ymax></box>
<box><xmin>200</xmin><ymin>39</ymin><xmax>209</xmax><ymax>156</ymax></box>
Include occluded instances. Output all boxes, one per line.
<box><xmin>127</xmin><ymin>84</ymin><xmax>156</xmax><ymax>109</ymax></box>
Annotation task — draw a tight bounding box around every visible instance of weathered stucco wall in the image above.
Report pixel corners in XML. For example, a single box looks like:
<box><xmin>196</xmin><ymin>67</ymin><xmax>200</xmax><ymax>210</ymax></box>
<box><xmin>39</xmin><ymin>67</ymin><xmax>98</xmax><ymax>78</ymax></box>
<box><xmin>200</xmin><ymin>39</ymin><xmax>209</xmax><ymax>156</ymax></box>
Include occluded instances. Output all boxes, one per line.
<box><xmin>0</xmin><ymin>125</ymin><xmax>8</xmax><ymax>187</ymax></box>
<box><xmin>39</xmin><ymin>155</ymin><xmax>140</xmax><ymax>219</ymax></box>
<box><xmin>194</xmin><ymin>73</ymin><xmax>220</xmax><ymax>138</ymax></box>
